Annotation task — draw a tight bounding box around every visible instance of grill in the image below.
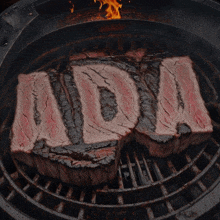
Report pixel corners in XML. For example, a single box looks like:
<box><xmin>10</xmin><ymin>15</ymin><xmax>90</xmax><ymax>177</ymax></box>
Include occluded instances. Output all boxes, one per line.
<box><xmin>1</xmin><ymin>138</ymin><xmax>220</xmax><ymax>220</ymax></box>
<box><xmin>1</xmin><ymin>0</ymin><xmax>220</xmax><ymax>219</ymax></box>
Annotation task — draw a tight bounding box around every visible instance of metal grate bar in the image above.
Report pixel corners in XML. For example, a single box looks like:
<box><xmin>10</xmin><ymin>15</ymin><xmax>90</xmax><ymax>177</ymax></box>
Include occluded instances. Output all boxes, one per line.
<box><xmin>78</xmin><ymin>209</ymin><xmax>85</xmax><ymax>220</ymax></box>
<box><xmin>33</xmin><ymin>191</ymin><xmax>43</xmax><ymax>202</ymax></box>
<box><xmin>117</xmin><ymin>194</ymin><xmax>124</xmax><ymax>205</ymax></box>
<box><xmin>45</xmin><ymin>181</ymin><xmax>52</xmax><ymax>189</ymax></box>
<box><xmin>3</xmin><ymin>171</ymin><xmax>19</xmax><ymax>185</ymax></box>
<box><xmin>134</xmin><ymin>152</ymin><xmax>148</xmax><ymax>185</ymax></box>
<box><xmin>167</xmin><ymin>160</ymin><xmax>177</xmax><ymax>173</ymax></box>
<box><xmin>66</xmin><ymin>187</ymin><xmax>74</xmax><ymax>198</ymax></box>
<box><xmin>6</xmin><ymin>189</ymin><xmax>16</xmax><ymax>201</ymax></box>
<box><xmin>58</xmin><ymin>187</ymin><xmax>73</xmax><ymax>210</ymax></box>
<box><xmin>117</xmin><ymin>166</ymin><xmax>124</xmax><ymax>204</ymax></box>
<box><xmin>126</xmin><ymin>153</ymin><xmax>138</xmax><ymax>187</ymax></box>
<box><xmin>161</xmin><ymin>184</ymin><xmax>174</xmax><ymax>212</ymax></box>
<box><xmin>33</xmin><ymin>181</ymin><xmax>51</xmax><ymax>202</ymax></box>
<box><xmin>211</xmin><ymin>137</ymin><xmax>220</xmax><ymax>148</ymax></box>
<box><xmin>153</xmin><ymin>162</ymin><xmax>163</xmax><ymax>180</ymax></box>
<box><xmin>203</xmin><ymin>152</ymin><xmax>220</xmax><ymax>170</ymax></box>
<box><xmin>56</xmin><ymin>187</ymin><xmax>73</xmax><ymax>213</ymax></box>
<box><xmin>166</xmin><ymin>201</ymin><xmax>175</xmax><ymax>213</ymax></box>
<box><xmin>142</xmin><ymin>154</ymin><xmax>154</xmax><ymax>182</ymax></box>
<box><xmin>185</xmin><ymin>154</ymin><xmax>208</xmax><ymax>192</ymax></box>
<box><xmin>32</xmin><ymin>176</ymin><xmax>45</xmax><ymax>202</ymax></box>
<box><xmin>203</xmin><ymin>152</ymin><xmax>212</xmax><ymax>161</ymax></box>
<box><xmin>123</xmin><ymin>162</ymin><xmax>147</xmax><ymax>168</ymax></box>
<box><xmin>121</xmin><ymin>163</ymin><xmax>138</xmax><ymax>169</ymax></box>
<box><xmin>23</xmin><ymin>175</ymin><xmax>39</xmax><ymax>192</ymax></box>
<box><xmin>191</xmin><ymin>164</ymin><xmax>201</xmax><ymax>175</ymax></box>
<box><xmin>153</xmin><ymin>162</ymin><xmax>174</xmax><ymax>213</ymax></box>
<box><xmin>91</xmin><ymin>191</ymin><xmax>96</xmax><ymax>204</ymax></box>
<box><xmin>56</xmin><ymin>202</ymin><xmax>65</xmax><ymax>213</ymax></box>
<box><xmin>0</xmin><ymin>176</ymin><xmax>5</xmax><ymax>186</ymax></box>
<box><xmin>121</xmin><ymin>164</ymin><xmax>129</xmax><ymax>169</ymax></box>
<box><xmin>32</xmin><ymin>174</ymin><xmax>40</xmax><ymax>183</ymax></box>
<box><xmin>118</xmin><ymin>166</ymin><xmax>124</xmax><ymax>189</ymax></box>
<box><xmin>55</xmin><ymin>183</ymin><xmax>63</xmax><ymax>195</ymax></box>
<box><xmin>78</xmin><ymin>191</ymin><xmax>86</xmax><ymax>220</ymax></box>
<box><xmin>146</xmin><ymin>207</ymin><xmax>154</xmax><ymax>220</ymax></box>
<box><xmin>23</xmin><ymin>184</ymin><xmax>30</xmax><ymax>192</ymax></box>
<box><xmin>185</xmin><ymin>154</ymin><xmax>201</xmax><ymax>175</ymax></box>
<box><xmin>215</xmin><ymin>162</ymin><xmax>220</xmax><ymax>170</ymax></box>
<box><xmin>197</xmin><ymin>180</ymin><xmax>207</xmax><ymax>192</ymax></box>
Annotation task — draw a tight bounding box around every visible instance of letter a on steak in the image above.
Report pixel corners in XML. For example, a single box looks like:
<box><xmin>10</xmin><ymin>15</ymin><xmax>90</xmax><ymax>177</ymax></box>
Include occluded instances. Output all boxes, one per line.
<box><xmin>10</xmin><ymin>55</ymin><xmax>213</xmax><ymax>186</ymax></box>
<box><xmin>135</xmin><ymin>56</ymin><xmax>213</xmax><ymax>157</ymax></box>
<box><xmin>11</xmin><ymin>66</ymin><xmax>140</xmax><ymax>186</ymax></box>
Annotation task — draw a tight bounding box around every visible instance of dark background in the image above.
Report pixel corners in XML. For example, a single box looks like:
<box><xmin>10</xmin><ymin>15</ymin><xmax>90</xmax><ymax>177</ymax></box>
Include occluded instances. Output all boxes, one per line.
<box><xmin>1</xmin><ymin>0</ymin><xmax>220</xmax><ymax>14</ymax></box>
<box><xmin>0</xmin><ymin>0</ymin><xmax>19</xmax><ymax>13</ymax></box>
<box><xmin>0</xmin><ymin>0</ymin><xmax>176</xmax><ymax>12</ymax></box>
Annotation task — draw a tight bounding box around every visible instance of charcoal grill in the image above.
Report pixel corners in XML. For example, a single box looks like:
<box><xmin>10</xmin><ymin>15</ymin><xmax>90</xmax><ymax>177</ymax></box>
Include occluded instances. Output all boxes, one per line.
<box><xmin>1</xmin><ymin>0</ymin><xmax>220</xmax><ymax>219</ymax></box>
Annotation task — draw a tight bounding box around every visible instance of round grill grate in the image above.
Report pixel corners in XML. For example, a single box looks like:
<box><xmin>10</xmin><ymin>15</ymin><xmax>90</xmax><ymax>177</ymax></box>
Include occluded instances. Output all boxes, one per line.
<box><xmin>1</xmin><ymin>36</ymin><xmax>220</xmax><ymax>220</ymax></box>
<box><xmin>1</xmin><ymin>1</ymin><xmax>220</xmax><ymax>219</ymax></box>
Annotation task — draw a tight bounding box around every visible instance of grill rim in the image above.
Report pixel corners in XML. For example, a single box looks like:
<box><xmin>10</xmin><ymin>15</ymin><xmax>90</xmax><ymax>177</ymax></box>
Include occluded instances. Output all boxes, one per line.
<box><xmin>0</xmin><ymin>193</ymin><xmax>34</xmax><ymax>220</ymax></box>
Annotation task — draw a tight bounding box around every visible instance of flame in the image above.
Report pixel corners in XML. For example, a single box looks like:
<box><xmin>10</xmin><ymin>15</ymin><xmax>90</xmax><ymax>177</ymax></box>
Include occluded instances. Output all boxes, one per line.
<box><xmin>94</xmin><ymin>0</ymin><xmax>122</xmax><ymax>19</ymax></box>
<box><xmin>69</xmin><ymin>1</ymin><xmax>74</xmax><ymax>13</ymax></box>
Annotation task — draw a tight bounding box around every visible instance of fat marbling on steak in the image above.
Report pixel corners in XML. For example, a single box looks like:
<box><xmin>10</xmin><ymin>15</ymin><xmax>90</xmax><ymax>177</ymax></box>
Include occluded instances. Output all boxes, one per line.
<box><xmin>10</xmin><ymin>55</ymin><xmax>213</xmax><ymax>186</ymax></box>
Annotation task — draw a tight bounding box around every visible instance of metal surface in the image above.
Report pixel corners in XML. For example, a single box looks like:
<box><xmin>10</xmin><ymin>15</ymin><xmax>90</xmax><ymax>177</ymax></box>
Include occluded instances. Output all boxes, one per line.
<box><xmin>1</xmin><ymin>0</ymin><xmax>220</xmax><ymax>219</ymax></box>
<box><xmin>0</xmin><ymin>136</ymin><xmax>220</xmax><ymax>219</ymax></box>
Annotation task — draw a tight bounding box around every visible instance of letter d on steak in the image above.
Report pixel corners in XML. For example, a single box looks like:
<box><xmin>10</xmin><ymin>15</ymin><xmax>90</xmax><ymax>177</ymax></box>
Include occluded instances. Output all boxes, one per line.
<box><xmin>10</xmin><ymin>56</ymin><xmax>213</xmax><ymax>185</ymax></box>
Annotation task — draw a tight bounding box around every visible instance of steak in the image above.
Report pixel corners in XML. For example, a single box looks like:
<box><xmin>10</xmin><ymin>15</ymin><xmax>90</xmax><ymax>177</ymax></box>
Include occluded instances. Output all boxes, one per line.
<box><xmin>134</xmin><ymin>56</ymin><xmax>213</xmax><ymax>157</ymax></box>
<box><xmin>11</xmin><ymin>67</ymin><xmax>139</xmax><ymax>186</ymax></box>
<box><xmin>10</xmin><ymin>53</ymin><xmax>213</xmax><ymax>186</ymax></box>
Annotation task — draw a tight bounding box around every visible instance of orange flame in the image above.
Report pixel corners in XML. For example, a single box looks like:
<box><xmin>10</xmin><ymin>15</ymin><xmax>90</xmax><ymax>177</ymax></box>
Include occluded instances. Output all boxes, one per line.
<box><xmin>69</xmin><ymin>1</ymin><xmax>74</xmax><ymax>13</ymax></box>
<box><xmin>94</xmin><ymin>0</ymin><xmax>122</xmax><ymax>19</ymax></box>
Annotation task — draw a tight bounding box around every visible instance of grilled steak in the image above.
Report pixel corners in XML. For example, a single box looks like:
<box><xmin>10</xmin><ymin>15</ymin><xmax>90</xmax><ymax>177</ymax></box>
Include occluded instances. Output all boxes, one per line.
<box><xmin>10</xmin><ymin>53</ymin><xmax>213</xmax><ymax>186</ymax></box>
<box><xmin>134</xmin><ymin>56</ymin><xmax>213</xmax><ymax>157</ymax></box>
<box><xmin>11</xmin><ymin>66</ymin><xmax>139</xmax><ymax>185</ymax></box>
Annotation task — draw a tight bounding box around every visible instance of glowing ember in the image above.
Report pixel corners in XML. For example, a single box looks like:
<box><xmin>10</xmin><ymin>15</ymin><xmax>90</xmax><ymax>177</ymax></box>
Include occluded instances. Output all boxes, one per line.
<box><xmin>94</xmin><ymin>0</ymin><xmax>122</xmax><ymax>19</ymax></box>
<box><xmin>69</xmin><ymin>1</ymin><xmax>74</xmax><ymax>13</ymax></box>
